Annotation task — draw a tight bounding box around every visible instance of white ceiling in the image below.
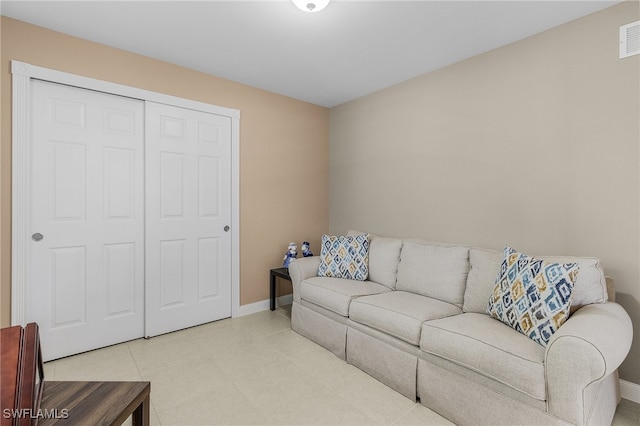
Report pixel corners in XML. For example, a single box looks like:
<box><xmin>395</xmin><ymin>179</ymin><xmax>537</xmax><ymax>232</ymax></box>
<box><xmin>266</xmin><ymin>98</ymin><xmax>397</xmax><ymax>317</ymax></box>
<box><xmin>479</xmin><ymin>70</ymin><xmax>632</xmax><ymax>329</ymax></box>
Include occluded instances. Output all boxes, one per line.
<box><xmin>0</xmin><ymin>0</ymin><xmax>622</xmax><ymax>107</ymax></box>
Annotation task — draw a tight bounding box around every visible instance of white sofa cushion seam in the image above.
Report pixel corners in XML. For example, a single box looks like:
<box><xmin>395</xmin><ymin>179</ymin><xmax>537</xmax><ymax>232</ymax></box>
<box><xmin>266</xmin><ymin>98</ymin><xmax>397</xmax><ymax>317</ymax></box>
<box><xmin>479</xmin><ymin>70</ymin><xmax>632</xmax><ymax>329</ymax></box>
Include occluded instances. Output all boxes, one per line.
<box><xmin>353</xmin><ymin>298</ymin><xmax>458</xmax><ymax>322</ymax></box>
<box><xmin>422</xmin><ymin>342</ymin><xmax>546</xmax><ymax>401</ymax></box>
<box><xmin>422</xmin><ymin>354</ymin><xmax>547</xmax><ymax>402</ymax></box>
<box><xmin>423</xmin><ymin>322</ymin><xmax>544</xmax><ymax>367</ymax></box>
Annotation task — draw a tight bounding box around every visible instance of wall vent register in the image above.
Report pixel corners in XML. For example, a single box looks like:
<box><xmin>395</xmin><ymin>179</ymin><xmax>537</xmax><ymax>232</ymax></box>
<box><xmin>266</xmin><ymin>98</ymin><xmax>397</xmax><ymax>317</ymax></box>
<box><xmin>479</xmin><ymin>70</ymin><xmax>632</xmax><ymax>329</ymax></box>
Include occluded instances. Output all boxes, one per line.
<box><xmin>620</xmin><ymin>20</ymin><xmax>640</xmax><ymax>58</ymax></box>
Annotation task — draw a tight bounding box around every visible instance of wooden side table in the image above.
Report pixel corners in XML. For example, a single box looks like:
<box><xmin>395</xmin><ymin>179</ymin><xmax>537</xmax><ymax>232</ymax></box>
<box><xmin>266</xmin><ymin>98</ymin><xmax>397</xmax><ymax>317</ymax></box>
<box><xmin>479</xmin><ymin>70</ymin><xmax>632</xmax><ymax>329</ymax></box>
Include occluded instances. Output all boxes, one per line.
<box><xmin>39</xmin><ymin>381</ymin><xmax>150</xmax><ymax>426</ymax></box>
<box><xmin>270</xmin><ymin>267</ymin><xmax>291</xmax><ymax>311</ymax></box>
<box><xmin>1</xmin><ymin>323</ymin><xmax>44</xmax><ymax>426</ymax></box>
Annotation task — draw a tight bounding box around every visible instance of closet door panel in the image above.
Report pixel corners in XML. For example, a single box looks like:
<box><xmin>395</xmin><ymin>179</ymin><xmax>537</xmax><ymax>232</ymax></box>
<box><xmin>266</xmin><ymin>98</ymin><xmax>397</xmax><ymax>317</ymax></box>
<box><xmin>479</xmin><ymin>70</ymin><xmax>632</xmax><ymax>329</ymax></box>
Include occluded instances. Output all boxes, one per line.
<box><xmin>28</xmin><ymin>81</ymin><xmax>144</xmax><ymax>361</ymax></box>
<box><xmin>145</xmin><ymin>102</ymin><xmax>232</xmax><ymax>337</ymax></box>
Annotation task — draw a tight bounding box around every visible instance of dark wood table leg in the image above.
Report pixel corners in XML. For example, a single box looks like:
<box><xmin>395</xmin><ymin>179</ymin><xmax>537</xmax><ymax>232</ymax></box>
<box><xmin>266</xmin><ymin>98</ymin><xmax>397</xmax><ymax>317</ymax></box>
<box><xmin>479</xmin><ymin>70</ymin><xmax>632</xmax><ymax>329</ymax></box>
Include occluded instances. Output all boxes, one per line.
<box><xmin>270</xmin><ymin>270</ymin><xmax>276</xmax><ymax>311</ymax></box>
<box><xmin>132</xmin><ymin>393</ymin><xmax>150</xmax><ymax>426</ymax></box>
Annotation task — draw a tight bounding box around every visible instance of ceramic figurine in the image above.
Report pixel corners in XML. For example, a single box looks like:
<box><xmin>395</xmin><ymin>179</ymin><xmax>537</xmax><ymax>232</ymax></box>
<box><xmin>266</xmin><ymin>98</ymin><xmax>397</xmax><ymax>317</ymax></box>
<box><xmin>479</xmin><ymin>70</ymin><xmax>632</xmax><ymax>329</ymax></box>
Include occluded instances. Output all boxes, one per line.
<box><xmin>283</xmin><ymin>242</ymin><xmax>298</xmax><ymax>268</ymax></box>
<box><xmin>302</xmin><ymin>241</ymin><xmax>313</xmax><ymax>257</ymax></box>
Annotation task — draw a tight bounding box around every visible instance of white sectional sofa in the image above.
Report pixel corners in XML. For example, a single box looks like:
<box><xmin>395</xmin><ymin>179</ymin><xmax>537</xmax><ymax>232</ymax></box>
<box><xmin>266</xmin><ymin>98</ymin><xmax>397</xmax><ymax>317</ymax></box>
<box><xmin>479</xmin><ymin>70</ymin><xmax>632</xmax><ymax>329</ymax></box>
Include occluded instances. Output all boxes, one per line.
<box><xmin>289</xmin><ymin>232</ymin><xmax>633</xmax><ymax>426</ymax></box>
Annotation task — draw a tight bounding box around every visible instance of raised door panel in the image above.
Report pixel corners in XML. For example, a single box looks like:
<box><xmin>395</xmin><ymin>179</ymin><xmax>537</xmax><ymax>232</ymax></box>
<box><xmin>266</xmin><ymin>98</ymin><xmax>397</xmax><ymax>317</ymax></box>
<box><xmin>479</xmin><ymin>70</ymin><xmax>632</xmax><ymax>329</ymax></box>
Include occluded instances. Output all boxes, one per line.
<box><xmin>104</xmin><ymin>243</ymin><xmax>136</xmax><ymax>317</ymax></box>
<box><xmin>51</xmin><ymin>246</ymin><xmax>87</xmax><ymax>327</ymax></box>
<box><xmin>104</xmin><ymin>147</ymin><xmax>136</xmax><ymax>220</ymax></box>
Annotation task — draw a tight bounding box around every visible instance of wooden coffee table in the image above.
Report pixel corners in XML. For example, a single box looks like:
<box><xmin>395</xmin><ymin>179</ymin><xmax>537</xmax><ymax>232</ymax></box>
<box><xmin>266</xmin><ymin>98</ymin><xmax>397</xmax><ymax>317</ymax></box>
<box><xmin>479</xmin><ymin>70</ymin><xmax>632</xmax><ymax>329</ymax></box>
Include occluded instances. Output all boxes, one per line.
<box><xmin>39</xmin><ymin>381</ymin><xmax>150</xmax><ymax>426</ymax></box>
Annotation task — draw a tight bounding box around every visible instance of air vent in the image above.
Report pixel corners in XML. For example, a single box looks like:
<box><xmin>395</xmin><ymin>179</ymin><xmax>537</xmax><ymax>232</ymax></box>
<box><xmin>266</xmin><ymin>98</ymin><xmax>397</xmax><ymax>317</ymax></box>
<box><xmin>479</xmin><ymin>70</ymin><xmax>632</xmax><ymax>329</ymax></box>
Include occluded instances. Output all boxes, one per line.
<box><xmin>620</xmin><ymin>20</ymin><xmax>640</xmax><ymax>59</ymax></box>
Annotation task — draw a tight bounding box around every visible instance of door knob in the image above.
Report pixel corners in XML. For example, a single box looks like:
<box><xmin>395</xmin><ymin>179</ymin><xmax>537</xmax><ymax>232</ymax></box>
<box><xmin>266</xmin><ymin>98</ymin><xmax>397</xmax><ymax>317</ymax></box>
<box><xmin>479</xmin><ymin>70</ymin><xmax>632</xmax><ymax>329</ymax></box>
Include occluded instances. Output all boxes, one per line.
<box><xmin>31</xmin><ymin>233</ymin><xmax>44</xmax><ymax>242</ymax></box>
<box><xmin>224</xmin><ymin>226</ymin><xmax>230</xmax><ymax>232</ymax></box>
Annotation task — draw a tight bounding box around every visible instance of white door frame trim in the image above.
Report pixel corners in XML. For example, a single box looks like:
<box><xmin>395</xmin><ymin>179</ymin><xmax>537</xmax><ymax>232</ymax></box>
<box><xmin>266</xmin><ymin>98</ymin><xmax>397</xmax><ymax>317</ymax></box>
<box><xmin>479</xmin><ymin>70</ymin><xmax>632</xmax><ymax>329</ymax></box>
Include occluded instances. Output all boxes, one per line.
<box><xmin>11</xmin><ymin>60</ymin><xmax>242</xmax><ymax>325</ymax></box>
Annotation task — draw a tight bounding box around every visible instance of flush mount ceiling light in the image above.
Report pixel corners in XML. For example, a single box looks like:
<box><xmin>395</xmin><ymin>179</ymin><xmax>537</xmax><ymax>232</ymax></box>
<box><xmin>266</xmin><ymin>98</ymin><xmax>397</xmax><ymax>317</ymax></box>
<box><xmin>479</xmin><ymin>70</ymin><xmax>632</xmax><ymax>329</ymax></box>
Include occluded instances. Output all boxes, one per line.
<box><xmin>292</xmin><ymin>0</ymin><xmax>331</xmax><ymax>13</ymax></box>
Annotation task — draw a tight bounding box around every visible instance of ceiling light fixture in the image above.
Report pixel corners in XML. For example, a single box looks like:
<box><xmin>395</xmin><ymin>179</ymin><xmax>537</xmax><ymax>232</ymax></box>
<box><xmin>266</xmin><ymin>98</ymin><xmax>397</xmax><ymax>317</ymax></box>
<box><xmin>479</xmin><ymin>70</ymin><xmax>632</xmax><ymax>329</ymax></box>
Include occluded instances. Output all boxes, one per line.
<box><xmin>292</xmin><ymin>0</ymin><xmax>331</xmax><ymax>13</ymax></box>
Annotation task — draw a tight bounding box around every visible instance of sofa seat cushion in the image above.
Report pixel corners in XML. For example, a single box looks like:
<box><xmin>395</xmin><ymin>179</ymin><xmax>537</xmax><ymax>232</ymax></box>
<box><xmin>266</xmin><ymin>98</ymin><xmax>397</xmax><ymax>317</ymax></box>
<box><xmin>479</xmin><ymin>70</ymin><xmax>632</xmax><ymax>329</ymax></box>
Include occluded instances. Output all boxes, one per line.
<box><xmin>420</xmin><ymin>313</ymin><xmax>546</xmax><ymax>400</ymax></box>
<box><xmin>350</xmin><ymin>291</ymin><xmax>462</xmax><ymax>345</ymax></box>
<box><xmin>299</xmin><ymin>277</ymin><xmax>390</xmax><ymax>317</ymax></box>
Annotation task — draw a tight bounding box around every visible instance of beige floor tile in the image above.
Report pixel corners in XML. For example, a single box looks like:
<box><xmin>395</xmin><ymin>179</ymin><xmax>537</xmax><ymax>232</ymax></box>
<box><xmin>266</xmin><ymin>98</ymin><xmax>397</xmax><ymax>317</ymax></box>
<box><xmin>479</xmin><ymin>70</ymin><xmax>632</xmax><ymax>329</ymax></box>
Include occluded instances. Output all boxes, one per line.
<box><xmin>274</xmin><ymin>304</ymin><xmax>292</xmax><ymax>319</ymax></box>
<box><xmin>215</xmin><ymin>309</ymin><xmax>292</xmax><ymax>341</ymax></box>
<box><xmin>128</xmin><ymin>332</ymin><xmax>209</xmax><ymax>376</ymax></box>
<box><xmin>142</xmin><ymin>358</ymin><xmax>232</xmax><ymax>411</ymax></box>
<box><xmin>50</xmin><ymin>342</ymin><xmax>141</xmax><ymax>381</ymax></box>
<box><xmin>263</xmin><ymin>386</ymin><xmax>377</xmax><ymax>426</ymax></box>
<box><xmin>612</xmin><ymin>398</ymin><xmax>640</xmax><ymax>426</ymax></box>
<box><xmin>188</xmin><ymin>309</ymin><xmax>290</xmax><ymax>351</ymax></box>
<box><xmin>393</xmin><ymin>403</ymin><xmax>456</xmax><ymax>425</ymax></box>
<box><xmin>228</xmin><ymin>361</ymin><xmax>375</xmax><ymax>425</ymax></box>
<box><xmin>206</xmin><ymin>338</ymin><xmax>289</xmax><ymax>376</ymax></box>
<box><xmin>230</xmin><ymin>356</ymin><xmax>311</xmax><ymax>388</ymax></box>
<box><xmin>155</xmin><ymin>384</ymin><xmax>265</xmax><ymax>425</ymax></box>
<box><xmin>285</xmin><ymin>346</ymin><xmax>362</xmax><ymax>390</ymax></box>
<box><xmin>150</xmin><ymin>405</ymin><xmax>162</xmax><ymax>426</ymax></box>
<box><xmin>190</xmin><ymin>320</ymin><xmax>256</xmax><ymax>351</ymax></box>
<box><xmin>261</xmin><ymin>328</ymin><xmax>324</xmax><ymax>356</ymax></box>
<box><xmin>335</xmin><ymin>369</ymin><xmax>417</xmax><ymax>425</ymax></box>
<box><xmin>229</xmin><ymin>360</ymin><xmax>327</xmax><ymax>415</ymax></box>
<box><xmin>42</xmin><ymin>361</ymin><xmax>56</xmax><ymax>380</ymax></box>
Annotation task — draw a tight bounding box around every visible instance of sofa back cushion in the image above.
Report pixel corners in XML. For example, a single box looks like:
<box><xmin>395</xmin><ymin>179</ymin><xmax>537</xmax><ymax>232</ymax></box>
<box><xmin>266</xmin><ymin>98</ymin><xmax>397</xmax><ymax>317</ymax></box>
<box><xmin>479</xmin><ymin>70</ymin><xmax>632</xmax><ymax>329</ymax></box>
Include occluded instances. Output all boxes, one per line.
<box><xmin>463</xmin><ymin>248</ymin><xmax>503</xmax><ymax>314</ymax></box>
<box><xmin>347</xmin><ymin>231</ymin><xmax>402</xmax><ymax>289</ymax></box>
<box><xmin>396</xmin><ymin>241</ymin><xmax>470</xmax><ymax>308</ymax></box>
<box><xmin>463</xmin><ymin>247</ymin><xmax>608</xmax><ymax>314</ymax></box>
<box><xmin>538</xmin><ymin>254</ymin><xmax>608</xmax><ymax>312</ymax></box>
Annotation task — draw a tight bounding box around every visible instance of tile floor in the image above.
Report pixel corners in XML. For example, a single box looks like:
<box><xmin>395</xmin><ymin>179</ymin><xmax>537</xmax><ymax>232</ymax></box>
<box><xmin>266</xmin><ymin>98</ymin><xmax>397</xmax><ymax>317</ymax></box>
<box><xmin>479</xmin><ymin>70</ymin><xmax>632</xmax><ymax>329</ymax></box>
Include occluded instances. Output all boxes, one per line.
<box><xmin>44</xmin><ymin>305</ymin><xmax>639</xmax><ymax>425</ymax></box>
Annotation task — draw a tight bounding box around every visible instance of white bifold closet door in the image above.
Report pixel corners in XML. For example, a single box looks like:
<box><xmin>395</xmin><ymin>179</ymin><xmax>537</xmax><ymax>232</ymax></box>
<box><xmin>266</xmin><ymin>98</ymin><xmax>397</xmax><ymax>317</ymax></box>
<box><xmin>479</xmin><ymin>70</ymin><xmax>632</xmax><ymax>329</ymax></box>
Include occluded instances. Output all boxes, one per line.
<box><xmin>27</xmin><ymin>82</ymin><xmax>232</xmax><ymax>360</ymax></box>
<box><xmin>29</xmin><ymin>80</ymin><xmax>145</xmax><ymax>360</ymax></box>
<box><xmin>144</xmin><ymin>102</ymin><xmax>232</xmax><ymax>337</ymax></box>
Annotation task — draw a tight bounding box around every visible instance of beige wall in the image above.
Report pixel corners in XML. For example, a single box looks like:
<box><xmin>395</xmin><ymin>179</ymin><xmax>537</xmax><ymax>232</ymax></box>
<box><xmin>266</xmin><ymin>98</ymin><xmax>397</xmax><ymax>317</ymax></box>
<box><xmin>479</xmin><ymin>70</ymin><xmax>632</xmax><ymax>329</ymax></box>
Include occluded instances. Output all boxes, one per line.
<box><xmin>0</xmin><ymin>17</ymin><xmax>329</xmax><ymax>326</ymax></box>
<box><xmin>330</xmin><ymin>1</ymin><xmax>640</xmax><ymax>384</ymax></box>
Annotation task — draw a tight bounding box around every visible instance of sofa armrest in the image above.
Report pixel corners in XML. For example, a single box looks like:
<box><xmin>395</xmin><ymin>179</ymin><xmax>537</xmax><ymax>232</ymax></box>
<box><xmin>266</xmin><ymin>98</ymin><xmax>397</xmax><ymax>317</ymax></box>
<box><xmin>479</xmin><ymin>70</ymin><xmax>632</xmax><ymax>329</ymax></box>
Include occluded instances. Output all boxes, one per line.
<box><xmin>288</xmin><ymin>257</ymin><xmax>321</xmax><ymax>304</ymax></box>
<box><xmin>545</xmin><ymin>302</ymin><xmax>632</xmax><ymax>425</ymax></box>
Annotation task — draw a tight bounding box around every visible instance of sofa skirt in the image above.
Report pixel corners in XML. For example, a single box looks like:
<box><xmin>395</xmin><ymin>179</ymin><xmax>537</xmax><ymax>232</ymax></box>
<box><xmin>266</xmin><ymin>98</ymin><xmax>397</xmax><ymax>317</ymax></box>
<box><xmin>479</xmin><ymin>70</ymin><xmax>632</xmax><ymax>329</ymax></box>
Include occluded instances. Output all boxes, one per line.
<box><xmin>579</xmin><ymin>371</ymin><xmax>620</xmax><ymax>426</ymax></box>
<box><xmin>417</xmin><ymin>358</ymin><xmax>569</xmax><ymax>426</ymax></box>
<box><xmin>346</xmin><ymin>325</ymin><xmax>418</xmax><ymax>400</ymax></box>
<box><xmin>291</xmin><ymin>301</ymin><xmax>348</xmax><ymax>360</ymax></box>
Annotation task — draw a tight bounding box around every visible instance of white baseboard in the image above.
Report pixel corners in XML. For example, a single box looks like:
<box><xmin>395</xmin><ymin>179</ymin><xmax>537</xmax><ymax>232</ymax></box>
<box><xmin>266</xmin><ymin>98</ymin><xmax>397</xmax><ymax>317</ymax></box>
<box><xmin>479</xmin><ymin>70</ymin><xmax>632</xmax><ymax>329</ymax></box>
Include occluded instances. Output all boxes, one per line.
<box><xmin>620</xmin><ymin>379</ymin><xmax>640</xmax><ymax>403</ymax></box>
<box><xmin>236</xmin><ymin>294</ymin><xmax>293</xmax><ymax>317</ymax></box>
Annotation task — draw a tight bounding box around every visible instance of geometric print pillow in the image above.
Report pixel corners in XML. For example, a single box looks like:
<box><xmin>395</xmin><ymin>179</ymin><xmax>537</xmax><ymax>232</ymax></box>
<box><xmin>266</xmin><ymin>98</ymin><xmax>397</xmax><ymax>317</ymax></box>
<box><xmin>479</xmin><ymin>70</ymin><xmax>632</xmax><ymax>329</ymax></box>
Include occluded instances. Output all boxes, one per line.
<box><xmin>487</xmin><ymin>246</ymin><xmax>580</xmax><ymax>346</ymax></box>
<box><xmin>317</xmin><ymin>234</ymin><xmax>370</xmax><ymax>281</ymax></box>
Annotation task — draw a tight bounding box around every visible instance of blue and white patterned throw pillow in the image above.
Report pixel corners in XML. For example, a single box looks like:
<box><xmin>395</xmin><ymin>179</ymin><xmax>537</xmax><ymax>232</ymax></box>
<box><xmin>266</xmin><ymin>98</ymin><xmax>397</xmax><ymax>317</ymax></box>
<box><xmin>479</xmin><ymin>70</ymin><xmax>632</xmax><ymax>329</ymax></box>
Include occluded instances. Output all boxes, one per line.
<box><xmin>487</xmin><ymin>246</ymin><xmax>579</xmax><ymax>346</ymax></box>
<box><xmin>317</xmin><ymin>234</ymin><xmax>370</xmax><ymax>281</ymax></box>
